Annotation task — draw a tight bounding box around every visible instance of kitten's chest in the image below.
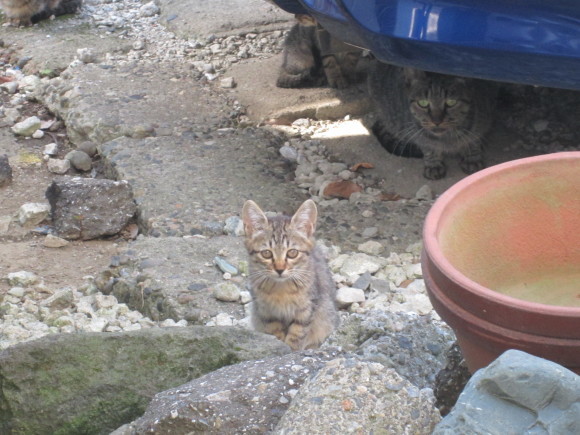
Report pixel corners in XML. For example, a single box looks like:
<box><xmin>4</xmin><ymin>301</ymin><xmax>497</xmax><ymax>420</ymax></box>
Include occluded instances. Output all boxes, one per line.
<box><xmin>256</xmin><ymin>283</ymin><xmax>311</xmax><ymax>320</ymax></box>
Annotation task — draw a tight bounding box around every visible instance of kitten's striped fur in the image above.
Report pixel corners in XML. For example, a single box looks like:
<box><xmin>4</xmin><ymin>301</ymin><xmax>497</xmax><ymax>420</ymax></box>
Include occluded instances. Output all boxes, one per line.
<box><xmin>1</xmin><ymin>0</ymin><xmax>80</xmax><ymax>26</ymax></box>
<box><xmin>242</xmin><ymin>199</ymin><xmax>338</xmax><ymax>351</ymax></box>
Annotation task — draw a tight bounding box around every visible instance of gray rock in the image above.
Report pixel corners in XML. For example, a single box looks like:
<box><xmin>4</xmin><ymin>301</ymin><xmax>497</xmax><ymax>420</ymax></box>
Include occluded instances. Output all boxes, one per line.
<box><xmin>46</xmin><ymin>177</ymin><xmax>136</xmax><ymax>240</ymax></box>
<box><xmin>11</xmin><ymin>116</ymin><xmax>41</xmax><ymax>137</ymax></box>
<box><xmin>0</xmin><ymin>154</ymin><xmax>13</xmax><ymax>187</ymax></box>
<box><xmin>78</xmin><ymin>141</ymin><xmax>98</xmax><ymax>157</ymax></box>
<box><xmin>279</xmin><ymin>144</ymin><xmax>298</xmax><ymax>162</ymax></box>
<box><xmin>433</xmin><ymin>342</ymin><xmax>471</xmax><ymax>416</ymax></box>
<box><xmin>361</xmin><ymin>226</ymin><xmax>378</xmax><ymax>238</ymax></box>
<box><xmin>0</xmin><ymin>327</ymin><xmax>290</xmax><ymax>434</ymax></box>
<box><xmin>275</xmin><ymin>357</ymin><xmax>441</xmax><ymax>434</ymax></box>
<box><xmin>415</xmin><ymin>184</ymin><xmax>434</xmax><ymax>201</ymax></box>
<box><xmin>213</xmin><ymin>282</ymin><xmax>241</xmax><ymax>302</ymax></box>
<box><xmin>0</xmin><ymin>81</ymin><xmax>18</xmax><ymax>94</ymax></box>
<box><xmin>223</xmin><ymin>216</ymin><xmax>244</xmax><ymax>236</ymax></box>
<box><xmin>352</xmin><ymin>271</ymin><xmax>372</xmax><ymax>290</ymax></box>
<box><xmin>434</xmin><ymin>349</ymin><xmax>580</xmax><ymax>434</ymax></box>
<box><xmin>214</xmin><ymin>256</ymin><xmax>239</xmax><ymax>275</ymax></box>
<box><xmin>117</xmin><ymin>350</ymin><xmax>338</xmax><ymax>434</ymax></box>
<box><xmin>65</xmin><ymin>150</ymin><xmax>92</xmax><ymax>172</ymax></box>
<box><xmin>327</xmin><ymin>310</ymin><xmax>456</xmax><ymax>389</ymax></box>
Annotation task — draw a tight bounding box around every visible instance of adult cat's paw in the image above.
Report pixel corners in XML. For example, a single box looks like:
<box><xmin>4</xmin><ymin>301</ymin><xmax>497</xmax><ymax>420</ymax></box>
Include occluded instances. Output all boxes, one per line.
<box><xmin>460</xmin><ymin>159</ymin><xmax>485</xmax><ymax>174</ymax></box>
<box><xmin>423</xmin><ymin>163</ymin><xmax>447</xmax><ymax>180</ymax></box>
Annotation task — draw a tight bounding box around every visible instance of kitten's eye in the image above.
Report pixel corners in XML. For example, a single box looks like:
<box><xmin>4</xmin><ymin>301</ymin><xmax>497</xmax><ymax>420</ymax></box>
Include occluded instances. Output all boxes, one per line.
<box><xmin>446</xmin><ymin>99</ymin><xmax>458</xmax><ymax>107</ymax></box>
<box><xmin>417</xmin><ymin>99</ymin><xmax>430</xmax><ymax>108</ymax></box>
<box><xmin>286</xmin><ymin>249</ymin><xmax>299</xmax><ymax>259</ymax></box>
<box><xmin>260</xmin><ymin>250</ymin><xmax>273</xmax><ymax>259</ymax></box>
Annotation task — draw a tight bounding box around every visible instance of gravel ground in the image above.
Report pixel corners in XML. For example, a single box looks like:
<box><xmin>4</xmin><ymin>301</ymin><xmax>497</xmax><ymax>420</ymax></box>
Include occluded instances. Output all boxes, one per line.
<box><xmin>2</xmin><ymin>0</ymin><xmax>579</xmax><ymax>371</ymax></box>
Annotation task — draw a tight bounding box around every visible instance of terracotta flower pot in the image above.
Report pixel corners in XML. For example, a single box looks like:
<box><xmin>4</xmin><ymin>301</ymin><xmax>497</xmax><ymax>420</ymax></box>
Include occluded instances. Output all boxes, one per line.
<box><xmin>422</xmin><ymin>152</ymin><xmax>580</xmax><ymax>374</ymax></box>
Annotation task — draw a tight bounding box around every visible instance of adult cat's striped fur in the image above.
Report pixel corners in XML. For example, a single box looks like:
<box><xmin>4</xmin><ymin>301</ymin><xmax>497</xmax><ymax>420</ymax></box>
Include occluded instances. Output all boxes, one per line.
<box><xmin>368</xmin><ymin>61</ymin><xmax>497</xmax><ymax>179</ymax></box>
<box><xmin>1</xmin><ymin>0</ymin><xmax>80</xmax><ymax>26</ymax></box>
<box><xmin>242</xmin><ymin>199</ymin><xmax>338</xmax><ymax>351</ymax></box>
<box><xmin>277</xmin><ymin>14</ymin><xmax>361</xmax><ymax>89</ymax></box>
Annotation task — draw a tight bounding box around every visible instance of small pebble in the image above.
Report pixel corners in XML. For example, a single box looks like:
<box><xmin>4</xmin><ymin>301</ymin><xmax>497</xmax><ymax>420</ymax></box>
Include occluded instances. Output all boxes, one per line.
<box><xmin>65</xmin><ymin>150</ymin><xmax>92</xmax><ymax>172</ymax></box>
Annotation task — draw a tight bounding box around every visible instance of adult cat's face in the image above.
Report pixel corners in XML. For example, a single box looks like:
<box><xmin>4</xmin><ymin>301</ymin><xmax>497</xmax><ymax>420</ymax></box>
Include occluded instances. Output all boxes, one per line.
<box><xmin>406</xmin><ymin>70</ymin><xmax>471</xmax><ymax>137</ymax></box>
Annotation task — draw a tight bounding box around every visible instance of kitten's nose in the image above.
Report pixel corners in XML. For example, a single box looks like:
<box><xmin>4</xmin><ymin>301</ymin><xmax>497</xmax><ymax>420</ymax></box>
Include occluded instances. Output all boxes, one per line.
<box><xmin>275</xmin><ymin>268</ymin><xmax>284</xmax><ymax>276</ymax></box>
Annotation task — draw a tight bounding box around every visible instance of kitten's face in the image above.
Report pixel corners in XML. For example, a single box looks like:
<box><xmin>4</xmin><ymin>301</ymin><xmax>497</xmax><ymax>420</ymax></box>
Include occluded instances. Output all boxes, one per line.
<box><xmin>242</xmin><ymin>200</ymin><xmax>317</xmax><ymax>285</ymax></box>
<box><xmin>406</xmin><ymin>70</ymin><xmax>472</xmax><ymax>137</ymax></box>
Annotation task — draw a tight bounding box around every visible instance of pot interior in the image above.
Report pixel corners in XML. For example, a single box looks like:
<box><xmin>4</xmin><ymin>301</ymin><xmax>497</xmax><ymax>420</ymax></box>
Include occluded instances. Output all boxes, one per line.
<box><xmin>436</xmin><ymin>155</ymin><xmax>580</xmax><ymax>307</ymax></box>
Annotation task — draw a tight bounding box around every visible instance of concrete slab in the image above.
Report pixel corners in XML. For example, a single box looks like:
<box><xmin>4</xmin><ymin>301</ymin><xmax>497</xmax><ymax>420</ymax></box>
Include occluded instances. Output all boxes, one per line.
<box><xmin>156</xmin><ymin>0</ymin><xmax>294</xmax><ymax>39</ymax></box>
<box><xmin>0</xmin><ymin>18</ymin><xmax>132</xmax><ymax>75</ymax></box>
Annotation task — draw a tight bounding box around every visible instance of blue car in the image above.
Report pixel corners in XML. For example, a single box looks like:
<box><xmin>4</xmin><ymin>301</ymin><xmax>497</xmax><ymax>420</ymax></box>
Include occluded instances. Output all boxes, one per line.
<box><xmin>271</xmin><ymin>0</ymin><xmax>580</xmax><ymax>90</ymax></box>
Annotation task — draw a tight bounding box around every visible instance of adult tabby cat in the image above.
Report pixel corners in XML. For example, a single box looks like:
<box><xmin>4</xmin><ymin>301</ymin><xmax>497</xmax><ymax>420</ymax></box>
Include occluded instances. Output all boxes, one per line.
<box><xmin>277</xmin><ymin>14</ymin><xmax>361</xmax><ymax>89</ymax></box>
<box><xmin>242</xmin><ymin>199</ymin><xmax>338</xmax><ymax>351</ymax></box>
<box><xmin>0</xmin><ymin>0</ymin><xmax>80</xmax><ymax>26</ymax></box>
<box><xmin>368</xmin><ymin>61</ymin><xmax>497</xmax><ymax>179</ymax></box>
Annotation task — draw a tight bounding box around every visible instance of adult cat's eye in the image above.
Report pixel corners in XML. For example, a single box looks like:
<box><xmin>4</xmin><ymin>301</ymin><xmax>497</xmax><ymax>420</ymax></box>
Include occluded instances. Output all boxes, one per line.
<box><xmin>417</xmin><ymin>99</ymin><xmax>430</xmax><ymax>108</ymax></box>
<box><xmin>261</xmin><ymin>250</ymin><xmax>273</xmax><ymax>259</ymax></box>
<box><xmin>446</xmin><ymin>99</ymin><xmax>458</xmax><ymax>107</ymax></box>
<box><xmin>286</xmin><ymin>249</ymin><xmax>299</xmax><ymax>259</ymax></box>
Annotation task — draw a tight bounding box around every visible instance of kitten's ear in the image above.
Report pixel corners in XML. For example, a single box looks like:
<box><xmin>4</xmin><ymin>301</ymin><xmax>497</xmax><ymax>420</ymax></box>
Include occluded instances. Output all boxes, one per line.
<box><xmin>403</xmin><ymin>67</ymin><xmax>426</xmax><ymax>86</ymax></box>
<box><xmin>242</xmin><ymin>200</ymin><xmax>269</xmax><ymax>237</ymax></box>
<box><xmin>290</xmin><ymin>199</ymin><xmax>317</xmax><ymax>238</ymax></box>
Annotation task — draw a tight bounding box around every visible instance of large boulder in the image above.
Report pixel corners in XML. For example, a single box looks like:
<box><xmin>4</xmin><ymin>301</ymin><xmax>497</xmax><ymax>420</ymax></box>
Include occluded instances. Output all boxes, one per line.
<box><xmin>113</xmin><ymin>349</ymin><xmax>340</xmax><ymax>434</ymax></box>
<box><xmin>434</xmin><ymin>349</ymin><xmax>580</xmax><ymax>434</ymax></box>
<box><xmin>275</xmin><ymin>357</ymin><xmax>441</xmax><ymax>433</ymax></box>
<box><xmin>0</xmin><ymin>326</ymin><xmax>289</xmax><ymax>434</ymax></box>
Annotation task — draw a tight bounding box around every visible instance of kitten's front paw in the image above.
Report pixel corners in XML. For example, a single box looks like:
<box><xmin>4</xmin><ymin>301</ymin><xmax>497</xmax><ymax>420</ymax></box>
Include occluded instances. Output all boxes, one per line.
<box><xmin>460</xmin><ymin>159</ymin><xmax>485</xmax><ymax>174</ymax></box>
<box><xmin>423</xmin><ymin>163</ymin><xmax>447</xmax><ymax>180</ymax></box>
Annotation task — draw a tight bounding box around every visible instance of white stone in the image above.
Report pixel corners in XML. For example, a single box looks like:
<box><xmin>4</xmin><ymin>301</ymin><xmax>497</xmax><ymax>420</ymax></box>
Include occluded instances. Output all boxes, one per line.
<box><xmin>32</xmin><ymin>130</ymin><xmax>44</xmax><ymax>139</ymax></box>
<box><xmin>336</xmin><ymin>287</ymin><xmax>366</xmax><ymax>308</ymax></box>
<box><xmin>160</xmin><ymin>319</ymin><xmax>178</xmax><ymax>327</ymax></box>
<box><xmin>47</xmin><ymin>158</ymin><xmax>71</xmax><ymax>174</ymax></box>
<box><xmin>220</xmin><ymin>77</ymin><xmax>236</xmax><ymax>88</ymax></box>
<box><xmin>85</xmin><ymin>317</ymin><xmax>108</xmax><ymax>333</ymax></box>
<box><xmin>95</xmin><ymin>294</ymin><xmax>118</xmax><ymax>309</ymax></box>
<box><xmin>280</xmin><ymin>144</ymin><xmax>298</xmax><ymax>162</ymax></box>
<box><xmin>358</xmin><ymin>240</ymin><xmax>384</xmax><ymax>255</ymax></box>
<box><xmin>77</xmin><ymin>48</ymin><xmax>96</xmax><ymax>64</ymax></box>
<box><xmin>7</xmin><ymin>287</ymin><xmax>26</xmax><ymax>298</ymax></box>
<box><xmin>214</xmin><ymin>313</ymin><xmax>234</xmax><ymax>326</ymax></box>
<box><xmin>403</xmin><ymin>263</ymin><xmax>423</xmax><ymax>279</ymax></box>
<box><xmin>7</xmin><ymin>271</ymin><xmax>39</xmax><ymax>287</ymax></box>
<box><xmin>340</xmin><ymin>253</ymin><xmax>383</xmax><ymax>277</ymax></box>
<box><xmin>43</xmin><ymin>234</ymin><xmax>70</xmax><ymax>248</ymax></box>
<box><xmin>11</xmin><ymin>116</ymin><xmax>41</xmax><ymax>137</ymax></box>
<box><xmin>18</xmin><ymin>202</ymin><xmax>50</xmax><ymax>226</ymax></box>
<box><xmin>0</xmin><ymin>81</ymin><xmax>18</xmax><ymax>94</ymax></box>
<box><xmin>43</xmin><ymin>143</ymin><xmax>59</xmax><ymax>156</ymax></box>
<box><xmin>140</xmin><ymin>1</ymin><xmax>160</xmax><ymax>16</ymax></box>
<box><xmin>240</xmin><ymin>290</ymin><xmax>252</xmax><ymax>304</ymax></box>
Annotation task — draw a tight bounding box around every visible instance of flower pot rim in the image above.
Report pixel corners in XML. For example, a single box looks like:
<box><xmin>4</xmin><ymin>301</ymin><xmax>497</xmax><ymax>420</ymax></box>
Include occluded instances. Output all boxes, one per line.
<box><xmin>423</xmin><ymin>151</ymin><xmax>580</xmax><ymax>316</ymax></box>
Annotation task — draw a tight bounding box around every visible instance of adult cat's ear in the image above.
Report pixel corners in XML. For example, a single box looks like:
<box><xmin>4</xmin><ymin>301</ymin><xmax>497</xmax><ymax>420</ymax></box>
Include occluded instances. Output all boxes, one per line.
<box><xmin>242</xmin><ymin>200</ymin><xmax>268</xmax><ymax>237</ymax></box>
<box><xmin>290</xmin><ymin>199</ymin><xmax>317</xmax><ymax>238</ymax></box>
<box><xmin>403</xmin><ymin>67</ymin><xmax>427</xmax><ymax>86</ymax></box>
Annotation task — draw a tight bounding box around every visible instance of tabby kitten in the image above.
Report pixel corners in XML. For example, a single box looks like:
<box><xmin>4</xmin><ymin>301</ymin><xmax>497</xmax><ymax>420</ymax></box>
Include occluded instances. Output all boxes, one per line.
<box><xmin>368</xmin><ymin>61</ymin><xmax>497</xmax><ymax>179</ymax></box>
<box><xmin>0</xmin><ymin>0</ymin><xmax>80</xmax><ymax>26</ymax></box>
<box><xmin>276</xmin><ymin>14</ymin><xmax>361</xmax><ymax>89</ymax></box>
<box><xmin>242</xmin><ymin>199</ymin><xmax>338</xmax><ymax>351</ymax></box>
